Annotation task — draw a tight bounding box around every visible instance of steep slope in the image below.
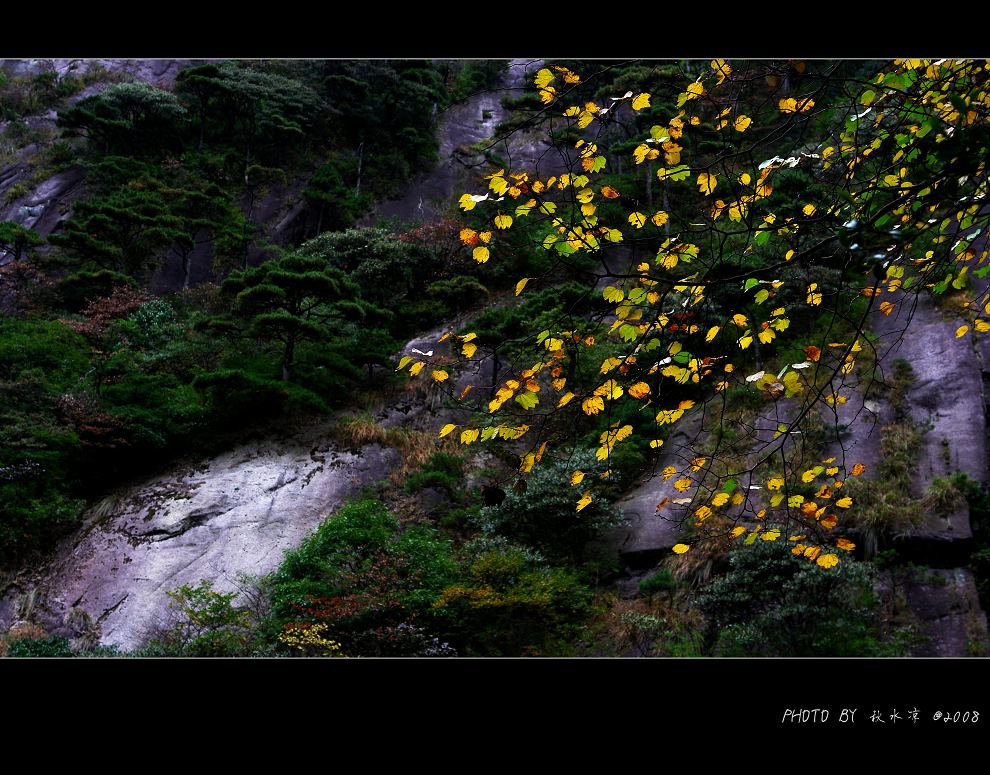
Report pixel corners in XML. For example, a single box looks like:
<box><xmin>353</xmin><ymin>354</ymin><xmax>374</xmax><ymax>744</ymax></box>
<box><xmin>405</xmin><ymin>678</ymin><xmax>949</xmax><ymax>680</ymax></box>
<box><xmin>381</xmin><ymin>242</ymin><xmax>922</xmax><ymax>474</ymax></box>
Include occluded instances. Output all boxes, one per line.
<box><xmin>0</xmin><ymin>60</ymin><xmax>556</xmax><ymax>650</ymax></box>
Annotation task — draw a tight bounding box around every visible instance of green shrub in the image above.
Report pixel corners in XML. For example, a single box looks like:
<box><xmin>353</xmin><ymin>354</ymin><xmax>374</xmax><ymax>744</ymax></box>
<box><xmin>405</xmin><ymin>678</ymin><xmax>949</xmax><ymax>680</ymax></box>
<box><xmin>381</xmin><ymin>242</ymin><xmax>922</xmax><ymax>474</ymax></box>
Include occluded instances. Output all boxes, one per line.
<box><xmin>266</xmin><ymin>499</ymin><xmax>459</xmax><ymax>655</ymax></box>
<box><xmin>6</xmin><ymin>635</ymin><xmax>73</xmax><ymax>657</ymax></box>
<box><xmin>432</xmin><ymin>537</ymin><xmax>592</xmax><ymax>656</ymax></box>
<box><xmin>476</xmin><ymin>450</ymin><xmax>624</xmax><ymax>559</ymax></box>
<box><xmin>698</xmin><ymin>541</ymin><xmax>903</xmax><ymax>656</ymax></box>
<box><xmin>639</xmin><ymin>568</ymin><xmax>677</xmax><ymax>596</ymax></box>
<box><xmin>144</xmin><ymin>580</ymin><xmax>254</xmax><ymax>657</ymax></box>
<box><xmin>405</xmin><ymin>452</ymin><xmax>465</xmax><ymax>494</ymax></box>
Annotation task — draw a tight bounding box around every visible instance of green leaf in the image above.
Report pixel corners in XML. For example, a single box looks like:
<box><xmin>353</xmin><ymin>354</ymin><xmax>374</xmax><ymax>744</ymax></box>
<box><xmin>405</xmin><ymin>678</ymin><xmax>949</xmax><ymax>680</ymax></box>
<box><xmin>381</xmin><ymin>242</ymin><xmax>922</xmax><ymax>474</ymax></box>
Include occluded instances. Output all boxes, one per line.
<box><xmin>515</xmin><ymin>392</ymin><xmax>539</xmax><ymax>410</ymax></box>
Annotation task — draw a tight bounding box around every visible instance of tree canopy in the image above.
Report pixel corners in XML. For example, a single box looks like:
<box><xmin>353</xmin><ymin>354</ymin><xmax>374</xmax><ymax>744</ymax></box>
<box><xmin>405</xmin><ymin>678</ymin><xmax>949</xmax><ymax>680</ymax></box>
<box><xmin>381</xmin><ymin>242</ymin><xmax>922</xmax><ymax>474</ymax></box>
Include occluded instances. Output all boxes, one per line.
<box><xmin>400</xmin><ymin>58</ymin><xmax>990</xmax><ymax>570</ymax></box>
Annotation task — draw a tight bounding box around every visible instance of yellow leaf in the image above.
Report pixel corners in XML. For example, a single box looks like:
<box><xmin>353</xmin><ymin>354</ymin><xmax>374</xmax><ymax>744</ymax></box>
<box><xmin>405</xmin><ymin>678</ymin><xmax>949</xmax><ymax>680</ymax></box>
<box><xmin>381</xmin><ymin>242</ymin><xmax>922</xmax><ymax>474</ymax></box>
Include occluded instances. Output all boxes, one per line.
<box><xmin>515</xmin><ymin>277</ymin><xmax>529</xmax><ymax>296</ymax></box>
<box><xmin>575</xmin><ymin>187</ymin><xmax>595</xmax><ymax>204</ymax></box>
<box><xmin>494</xmin><ymin>214</ymin><xmax>513</xmax><ymax>230</ymax></box>
<box><xmin>594</xmin><ymin>379</ymin><xmax>623</xmax><ymax>400</ymax></box>
<box><xmin>673</xmin><ymin>478</ymin><xmax>692</xmax><ymax>492</ymax></box>
<box><xmin>661</xmin><ymin>466</ymin><xmax>677</xmax><ymax>480</ymax></box>
<box><xmin>582</xmin><ymin>395</ymin><xmax>605</xmax><ymax>415</ymax></box>
<box><xmin>473</xmin><ymin>246</ymin><xmax>490</xmax><ymax>263</ymax></box>
<box><xmin>458</xmin><ymin>193</ymin><xmax>479</xmax><ymax>211</ymax></box>
<box><xmin>655</xmin><ymin>408</ymin><xmax>685</xmax><ymax>425</ymax></box>
<box><xmin>711</xmin><ymin>492</ymin><xmax>730</xmax><ymax>507</ymax></box>
<box><xmin>431</xmin><ymin>369</ymin><xmax>449</xmax><ymax>383</ymax></box>
<box><xmin>571</xmin><ymin>470</ymin><xmax>585</xmax><ymax>486</ymax></box>
<box><xmin>631</xmin><ymin>92</ymin><xmax>651</xmax><ymax>111</ymax></box>
<box><xmin>459</xmin><ymin>228</ymin><xmax>478</xmax><ymax>245</ymax></box>
<box><xmin>462</xmin><ymin>342</ymin><xmax>478</xmax><ymax>358</ymax></box>
<box><xmin>802</xmin><ymin>203</ymin><xmax>817</xmax><ymax>216</ymax></box>
<box><xmin>672</xmin><ymin>543</ymin><xmax>690</xmax><ymax>555</ymax></box>
<box><xmin>706</xmin><ymin>325</ymin><xmax>720</xmax><ymax>342</ymax></box>
<box><xmin>956</xmin><ymin>325</ymin><xmax>970</xmax><ymax>338</ymax></box>
<box><xmin>397</xmin><ymin>355</ymin><xmax>412</xmax><ymax>371</ymax></box>
<box><xmin>851</xmin><ymin>463</ymin><xmax>867</xmax><ymax>476</ymax></box>
<box><xmin>779</xmin><ymin>97</ymin><xmax>815</xmax><ymax>113</ymax></box>
<box><xmin>836</xmin><ymin>538</ymin><xmax>856</xmax><ymax>551</ymax></box>
<box><xmin>731</xmin><ymin>527</ymin><xmax>747</xmax><ymax>538</ymax></box>
<box><xmin>439</xmin><ymin>424</ymin><xmax>457</xmax><ymax>438</ymax></box>
<box><xmin>534</xmin><ymin>68</ymin><xmax>554</xmax><ymax>89</ymax></box>
<box><xmin>697</xmin><ymin>171</ymin><xmax>717</xmax><ymax>196</ymax></box>
<box><xmin>576</xmin><ymin>493</ymin><xmax>593</xmax><ymax>511</ymax></box>
<box><xmin>558</xmin><ymin>392</ymin><xmax>576</xmax><ymax>408</ymax></box>
<box><xmin>478</xmin><ymin>231</ymin><xmax>492</xmax><ymax>244</ymax></box>
<box><xmin>628</xmin><ymin>382</ymin><xmax>651</xmax><ymax>399</ymax></box>
<box><xmin>761</xmin><ymin>529</ymin><xmax>781</xmax><ymax>541</ymax></box>
<box><xmin>734</xmin><ymin>115</ymin><xmax>752</xmax><ymax>132</ymax></box>
<box><xmin>835</xmin><ymin>497</ymin><xmax>853</xmax><ymax>508</ymax></box>
<box><xmin>650</xmin><ymin>211</ymin><xmax>669</xmax><ymax>228</ymax></box>
<box><xmin>409</xmin><ymin>361</ymin><xmax>425</xmax><ymax>377</ymax></box>
<box><xmin>544</xmin><ymin>337</ymin><xmax>563</xmax><ymax>352</ymax></box>
<box><xmin>788</xmin><ymin>495</ymin><xmax>805</xmax><ymax>507</ymax></box>
<box><xmin>628</xmin><ymin>212</ymin><xmax>647</xmax><ymax>228</ymax></box>
<box><xmin>711</xmin><ymin>58</ymin><xmax>732</xmax><ymax>81</ymax></box>
<box><xmin>601</xmin><ymin>185</ymin><xmax>620</xmax><ymax>199</ymax></box>
<box><xmin>460</xmin><ymin>428</ymin><xmax>480</xmax><ymax>445</ymax></box>
<box><xmin>976</xmin><ymin>320</ymin><xmax>990</xmax><ymax>333</ymax></box>
<box><xmin>603</xmin><ymin>286</ymin><xmax>625</xmax><ymax>303</ymax></box>
<box><xmin>677</xmin><ymin>82</ymin><xmax>705</xmax><ymax>107</ymax></box>
<box><xmin>816</xmin><ymin>553</ymin><xmax>840</xmax><ymax>569</ymax></box>
<box><xmin>649</xmin><ymin>439</ymin><xmax>664</xmax><ymax>449</ymax></box>
<box><xmin>732</xmin><ymin>313</ymin><xmax>748</xmax><ymax>327</ymax></box>
<box><xmin>879</xmin><ymin>301</ymin><xmax>895</xmax><ymax>316</ymax></box>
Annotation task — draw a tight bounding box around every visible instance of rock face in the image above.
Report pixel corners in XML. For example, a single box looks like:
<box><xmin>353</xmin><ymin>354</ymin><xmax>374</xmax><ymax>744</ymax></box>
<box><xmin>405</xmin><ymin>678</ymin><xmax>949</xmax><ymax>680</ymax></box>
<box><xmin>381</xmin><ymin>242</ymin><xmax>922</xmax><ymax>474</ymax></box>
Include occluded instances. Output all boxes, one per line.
<box><xmin>607</xmin><ymin>415</ymin><xmax>703</xmax><ymax>567</ymax></box>
<box><xmin>608</xmin><ymin>286</ymin><xmax>990</xmax><ymax>654</ymax></box>
<box><xmin>372</xmin><ymin>58</ymin><xmax>561</xmax><ymax>226</ymax></box>
<box><xmin>0</xmin><ymin>421</ymin><xmax>398</xmax><ymax>651</ymax></box>
<box><xmin>1</xmin><ymin>59</ymin><xmax>191</xmax><ymax>88</ymax></box>
<box><xmin>880</xmin><ymin>568</ymin><xmax>989</xmax><ymax>657</ymax></box>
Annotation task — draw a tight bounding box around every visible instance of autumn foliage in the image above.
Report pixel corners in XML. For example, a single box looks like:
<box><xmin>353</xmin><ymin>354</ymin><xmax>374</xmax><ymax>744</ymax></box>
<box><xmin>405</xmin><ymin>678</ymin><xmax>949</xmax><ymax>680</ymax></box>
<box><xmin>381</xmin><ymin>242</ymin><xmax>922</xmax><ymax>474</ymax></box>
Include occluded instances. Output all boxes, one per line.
<box><xmin>398</xmin><ymin>58</ymin><xmax>990</xmax><ymax>568</ymax></box>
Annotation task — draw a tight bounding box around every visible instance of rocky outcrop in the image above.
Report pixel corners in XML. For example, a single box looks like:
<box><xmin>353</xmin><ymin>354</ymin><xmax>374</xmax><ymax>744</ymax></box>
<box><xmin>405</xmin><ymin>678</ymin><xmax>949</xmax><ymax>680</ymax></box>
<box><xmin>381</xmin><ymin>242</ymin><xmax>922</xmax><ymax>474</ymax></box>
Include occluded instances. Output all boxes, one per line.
<box><xmin>0</xmin><ymin>421</ymin><xmax>398</xmax><ymax>651</ymax></box>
